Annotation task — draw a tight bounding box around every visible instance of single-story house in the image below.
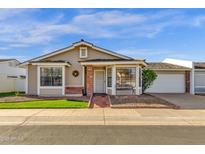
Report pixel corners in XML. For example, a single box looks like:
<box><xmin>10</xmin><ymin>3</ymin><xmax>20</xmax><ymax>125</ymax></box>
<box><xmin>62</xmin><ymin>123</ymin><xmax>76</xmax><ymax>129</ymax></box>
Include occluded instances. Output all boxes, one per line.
<box><xmin>163</xmin><ymin>58</ymin><xmax>205</xmax><ymax>94</ymax></box>
<box><xmin>0</xmin><ymin>59</ymin><xmax>26</xmax><ymax>92</ymax></box>
<box><xmin>19</xmin><ymin>40</ymin><xmax>192</xmax><ymax>97</ymax></box>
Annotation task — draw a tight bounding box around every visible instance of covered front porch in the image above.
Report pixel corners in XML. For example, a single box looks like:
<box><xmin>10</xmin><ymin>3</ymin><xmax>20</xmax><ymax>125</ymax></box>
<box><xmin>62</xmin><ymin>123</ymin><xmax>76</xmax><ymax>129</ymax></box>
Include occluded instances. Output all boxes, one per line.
<box><xmin>81</xmin><ymin>59</ymin><xmax>146</xmax><ymax>96</ymax></box>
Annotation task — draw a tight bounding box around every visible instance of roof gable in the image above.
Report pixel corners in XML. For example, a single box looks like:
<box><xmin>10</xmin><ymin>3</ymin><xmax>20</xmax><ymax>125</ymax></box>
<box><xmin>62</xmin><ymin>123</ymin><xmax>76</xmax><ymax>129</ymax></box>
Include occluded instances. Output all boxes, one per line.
<box><xmin>20</xmin><ymin>40</ymin><xmax>132</xmax><ymax>66</ymax></box>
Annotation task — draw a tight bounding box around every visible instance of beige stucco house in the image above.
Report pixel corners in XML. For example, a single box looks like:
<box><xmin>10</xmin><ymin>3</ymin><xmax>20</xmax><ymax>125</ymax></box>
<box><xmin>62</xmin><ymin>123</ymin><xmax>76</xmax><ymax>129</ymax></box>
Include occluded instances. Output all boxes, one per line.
<box><xmin>20</xmin><ymin>40</ymin><xmax>146</xmax><ymax>96</ymax></box>
<box><xmin>19</xmin><ymin>40</ymin><xmax>191</xmax><ymax>97</ymax></box>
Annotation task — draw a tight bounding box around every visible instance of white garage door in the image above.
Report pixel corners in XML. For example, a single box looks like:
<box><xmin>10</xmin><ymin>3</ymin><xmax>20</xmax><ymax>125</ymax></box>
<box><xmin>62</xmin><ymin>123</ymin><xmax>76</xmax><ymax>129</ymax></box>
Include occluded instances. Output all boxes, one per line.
<box><xmin>195</xmin><ymin>71</ymin><xmax>205</xmax><ymax>93</ymax></box>
<box><xmin>146</xmin><ymin>73</ymin><xmax>185</xmax><ymax>93</ymax></box>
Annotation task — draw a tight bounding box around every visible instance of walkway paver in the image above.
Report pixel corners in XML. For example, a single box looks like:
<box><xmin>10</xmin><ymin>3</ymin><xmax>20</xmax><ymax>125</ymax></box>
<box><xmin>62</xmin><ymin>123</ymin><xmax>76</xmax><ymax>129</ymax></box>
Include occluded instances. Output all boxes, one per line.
<box><xmin>89</xmin><ymin>94</ymin><xmax>110</xmax><ymax>108</ymax></box>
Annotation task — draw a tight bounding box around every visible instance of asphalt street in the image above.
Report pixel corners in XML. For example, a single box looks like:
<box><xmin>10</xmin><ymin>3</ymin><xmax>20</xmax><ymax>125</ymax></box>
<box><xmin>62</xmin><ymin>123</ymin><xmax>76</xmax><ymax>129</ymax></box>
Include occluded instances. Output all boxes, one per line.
<box><xmin>0</xmin><ymin>125</ymin><xmax>205</xmax><ymax>144</ymax></box>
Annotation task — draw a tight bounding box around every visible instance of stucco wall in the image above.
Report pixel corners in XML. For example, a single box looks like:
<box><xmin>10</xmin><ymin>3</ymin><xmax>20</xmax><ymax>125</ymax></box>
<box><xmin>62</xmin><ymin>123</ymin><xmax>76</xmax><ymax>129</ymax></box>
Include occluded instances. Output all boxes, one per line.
<box><xmin>39</xmin><ymin>89</ymin><xmax>62</xmax><ymax>96</ymax></box>
<box><xmin>107</xmin><ymin>89</ymin><xmax>112</xmax><ymax>95</ymax></box>
<box><xmin>45</xmin><ymin>46</ymin><xmax>120</xmax><ymax>87</ymax></box>
<box><xmin>28</xmin><ymin>64</ymin><xmax>37</xmax><ymax>95</ymax></box>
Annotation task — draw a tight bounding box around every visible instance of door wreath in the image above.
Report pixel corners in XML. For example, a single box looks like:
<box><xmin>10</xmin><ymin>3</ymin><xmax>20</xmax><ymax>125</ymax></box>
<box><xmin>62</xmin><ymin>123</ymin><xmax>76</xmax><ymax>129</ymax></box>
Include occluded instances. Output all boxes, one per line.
<box><xmin>72</xmin><ymin>70</ymin><xmax>79</xmax><ymax>77</ymax></box>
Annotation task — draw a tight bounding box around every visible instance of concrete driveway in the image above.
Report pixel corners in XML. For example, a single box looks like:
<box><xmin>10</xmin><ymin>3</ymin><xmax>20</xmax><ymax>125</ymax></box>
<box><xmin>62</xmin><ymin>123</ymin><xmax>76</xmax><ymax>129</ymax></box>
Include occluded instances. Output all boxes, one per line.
<box><xmin>152</xmin><ymin>93</ymin><xmax>205</xmax><ymax>109</ymax></box>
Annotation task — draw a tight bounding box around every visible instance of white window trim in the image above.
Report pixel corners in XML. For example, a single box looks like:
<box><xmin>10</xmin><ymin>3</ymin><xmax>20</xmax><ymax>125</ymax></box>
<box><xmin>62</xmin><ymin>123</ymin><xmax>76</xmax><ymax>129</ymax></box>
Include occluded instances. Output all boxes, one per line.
<box><xmin>82</xmin><ymin>66</ymin><xmax>85</xmax><ymax>87</ymax></box>
<box><xmin>25</xmin><ymin>65</ymin><xmax>28</xmax><ymax>94</ymax></box>
<box><xmin>106</xmin><ymin>66</ymin><xmax>112</xmax><ymax>88</ymax></box>
<box><xmin>112</xmin><ymin>65</ymin><xmax>116</xmax><ymax>95</ymax></box>
<box><xmin>37</xmin><ymin>65</ymin><xmax>65</xmax><ymax>96</ymax></box>
<box><xmin>79</xmin><ymin>47</ymin><xmax>88</xmax><ymax>58</ymax></box>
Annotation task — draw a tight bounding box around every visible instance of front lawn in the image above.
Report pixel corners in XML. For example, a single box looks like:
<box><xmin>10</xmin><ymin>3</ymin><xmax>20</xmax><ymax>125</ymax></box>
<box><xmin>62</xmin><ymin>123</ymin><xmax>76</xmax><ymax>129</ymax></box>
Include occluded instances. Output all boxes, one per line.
<box><xmin>0</xmin><ymin>92</ymin><xmax>24</xmax><ymax>97</ymax></box>
<box><xmin>0</xmin><ymin>100</ymin><xmax>88</xmax><ymax>109</ymax></box>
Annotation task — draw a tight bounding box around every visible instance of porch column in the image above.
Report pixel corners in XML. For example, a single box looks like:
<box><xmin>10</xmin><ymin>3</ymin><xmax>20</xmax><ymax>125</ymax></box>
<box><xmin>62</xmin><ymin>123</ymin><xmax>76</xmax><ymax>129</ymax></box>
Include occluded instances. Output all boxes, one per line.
<box><xmin>185</xmin><ymin>71</ymin><xmax>191</xmax><ymax>93</ymax></box>
<box><xmin>112</xmin><ymin>65</ymin><xmax>116</xmax><ymax>95</ymax></box>
<box><xmin>62</xmin><ymin>65</ymin><xmax>65</xmax><ymax>95</ymax></box>
<box><xmin>136</xmin><ymin>66</ymin><xmax>142</xmax><ymax>95</ymax></box>
<box><xmin>86</xmin><ymin>65</ymin><xmax>93</xmax><ymax>96</ymax></box>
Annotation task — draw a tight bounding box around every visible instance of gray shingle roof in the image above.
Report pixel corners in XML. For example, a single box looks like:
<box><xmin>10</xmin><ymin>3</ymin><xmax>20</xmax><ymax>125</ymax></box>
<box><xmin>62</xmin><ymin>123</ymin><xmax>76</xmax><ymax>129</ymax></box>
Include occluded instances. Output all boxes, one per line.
<box><xmin>194</xmin><ymin>62</ymin><xmax>205</xmax><ymax>69</ymax></box>
<box><xmin>0</xmin><ymin>59</ymin><xmax>17</xmax><ymax>62</ymax></box>
<box><xmin>146</xmin><ymin>62</ymin><xmax>190</xmax><ymax>70</ymax></box>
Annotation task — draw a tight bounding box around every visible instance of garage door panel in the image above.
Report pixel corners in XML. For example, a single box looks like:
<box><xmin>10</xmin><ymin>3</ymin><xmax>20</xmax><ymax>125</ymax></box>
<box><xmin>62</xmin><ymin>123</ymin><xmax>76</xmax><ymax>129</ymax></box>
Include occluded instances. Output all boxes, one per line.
<box><xmin>195</xmin><ymin>73</ymin><xmax>205</xmax><ymax>86</ymax></box>
<box><xmin>146</xmin><ymin>73</ymin><xmax>185</xmax><ymax>93</ymax></box>
<box><xmin>195</xmin><ymin>71</ymin><xmax>205</xmax><ymax>93</ymax></box>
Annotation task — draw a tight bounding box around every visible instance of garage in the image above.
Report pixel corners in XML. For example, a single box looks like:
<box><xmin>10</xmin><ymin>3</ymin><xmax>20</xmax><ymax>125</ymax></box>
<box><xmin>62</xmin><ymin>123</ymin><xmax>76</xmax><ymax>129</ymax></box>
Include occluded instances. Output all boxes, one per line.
<box><xmin>194</xmin><ymin>70</ymin><xmax>205</xmax><ymax>93</ymax></box>
<box><xmin>146</xmin><ymin>72</ymin><xmax>185</xmax><ymax>93</ymax></box>
<box><xmin>145</xmin><ymin>63</ymin><xmax>190</xmax><ymax>93</ymax></box>
<box><xmin>194</xmin><ymin>63</ymin><xmax>205</xmax><ymax>94</ymax></box>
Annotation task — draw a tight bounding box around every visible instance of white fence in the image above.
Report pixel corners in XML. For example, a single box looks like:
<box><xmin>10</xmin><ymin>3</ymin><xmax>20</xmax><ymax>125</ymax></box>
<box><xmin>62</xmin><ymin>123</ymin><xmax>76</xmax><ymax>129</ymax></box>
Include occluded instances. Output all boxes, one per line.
<box><xmin>0</xmin><ymin>74</ymin><xmax>25</xmax><ymax>92</ymax></box>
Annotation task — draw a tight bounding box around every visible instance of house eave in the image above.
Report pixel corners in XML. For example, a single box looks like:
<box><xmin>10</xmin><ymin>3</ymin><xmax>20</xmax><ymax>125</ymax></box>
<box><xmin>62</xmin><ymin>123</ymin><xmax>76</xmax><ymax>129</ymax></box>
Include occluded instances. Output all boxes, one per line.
<box><xmin>31</xmin><ymin>62</ymin><xmax>71</xmax><ymax>66</ymax></box>
<box><xmin>80</xmin><ymin>61</ymin><xmax>147</xmax><ymax>66</ymax></box>
<box><xmin>148</xmin><ymin>68</ymin><xmax>191</xmax><ymax>71</ymax></box>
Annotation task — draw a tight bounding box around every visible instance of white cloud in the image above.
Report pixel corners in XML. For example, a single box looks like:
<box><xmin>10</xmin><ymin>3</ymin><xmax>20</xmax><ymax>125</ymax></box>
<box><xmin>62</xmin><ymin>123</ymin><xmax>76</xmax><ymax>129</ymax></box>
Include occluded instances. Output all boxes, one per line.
<box><xmin>193</xmin><ymin>16</ymin><xmax>205</xmax><ymax>26</ymax></box>
<box><xmin>0</xmin><ymin>9</ymin><xmax>204</xmax><ymax>49</ymax></box>
<box><xmin>72</xmin><ymin>10</ymin><xmax>146</xmax><ymax>26</ymax></box>
<box><xmin>0</xmin><ymin>9</ymin><xmax>29</xmax><ymax>21</ymax></box>
<box><xmin>0</xmin><ymin>47</ymin><xmax>9</xmax><ymax>51</ymax></box>
<box><xmin>118</xmin><ymin>48</ymin><xmax>172</xmax><ymax>58</ymax></box>
<box><xmin>118</xmin><ymin>47</ymin><xmax>205</xmax><ymax>62</ymax></box>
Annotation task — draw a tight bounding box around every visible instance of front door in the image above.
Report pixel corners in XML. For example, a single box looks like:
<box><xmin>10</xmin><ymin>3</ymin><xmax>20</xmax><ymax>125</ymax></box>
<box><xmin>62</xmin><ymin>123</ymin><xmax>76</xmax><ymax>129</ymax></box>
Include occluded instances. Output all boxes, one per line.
<box><xmin>94</xmin><ymin>70</ymin><xmax>105</xmax><ymax>93</ymax></box>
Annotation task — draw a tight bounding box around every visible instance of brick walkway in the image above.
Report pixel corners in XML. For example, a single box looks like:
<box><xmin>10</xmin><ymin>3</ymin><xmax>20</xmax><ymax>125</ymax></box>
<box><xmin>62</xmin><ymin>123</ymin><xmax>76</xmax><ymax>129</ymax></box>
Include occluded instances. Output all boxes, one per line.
<box><xmin>89</xmin><ymin>94</ymin><xmax>110</xmax><ymax>108</ymax></box>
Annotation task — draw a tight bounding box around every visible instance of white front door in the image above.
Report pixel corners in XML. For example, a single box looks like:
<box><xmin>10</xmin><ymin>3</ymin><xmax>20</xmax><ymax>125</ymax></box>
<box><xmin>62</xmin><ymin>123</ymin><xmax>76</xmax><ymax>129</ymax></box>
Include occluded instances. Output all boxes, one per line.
<box><xmin>94</xmin><ymin>70</ymin><xmax>105</xmax><ymax>93</ymax></box>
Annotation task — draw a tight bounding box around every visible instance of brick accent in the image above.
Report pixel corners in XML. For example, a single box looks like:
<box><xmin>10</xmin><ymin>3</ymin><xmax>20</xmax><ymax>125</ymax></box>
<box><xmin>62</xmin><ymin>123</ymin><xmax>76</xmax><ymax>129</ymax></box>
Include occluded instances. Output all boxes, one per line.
<box><xmin>65</xmin><ymin>87</ymin><xmax>83</xmax><ymax>95</ymax></box>
<box><xmin>185</xmin><ymin>71</ymin><xmax>190</xmax><ymax>93</ymax></box>
<box><xmin>86</xmin><ymin>65</ymin><xmax>93</xmax><ymax>96</ymax></box>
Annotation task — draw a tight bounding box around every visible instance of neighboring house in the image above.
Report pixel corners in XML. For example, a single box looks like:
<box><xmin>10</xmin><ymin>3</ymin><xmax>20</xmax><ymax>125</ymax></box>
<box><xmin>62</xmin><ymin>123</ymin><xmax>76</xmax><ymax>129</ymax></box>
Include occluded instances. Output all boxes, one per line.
<box><xmin>19</xmin><ymin>40</ymin><xmax>191</xmax><ymax>97</ymax></box>
<box><xmin>163</xmin><ymin>58</ymin><xmax>205</xmax><ymax>94</ymax></box>
<box><xmin>0</xmin><ymin>59</ymin><xmax>26</xmax><ymax>92</ymax></box>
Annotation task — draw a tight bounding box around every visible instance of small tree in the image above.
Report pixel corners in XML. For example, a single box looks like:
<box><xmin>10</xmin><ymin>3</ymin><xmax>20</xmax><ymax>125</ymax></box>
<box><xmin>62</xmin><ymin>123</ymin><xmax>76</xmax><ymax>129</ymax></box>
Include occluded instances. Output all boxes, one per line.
<box><xmin>142</xmin><ymin>69</ymin><xmax>157</xmax><ymax>93</ymax></box>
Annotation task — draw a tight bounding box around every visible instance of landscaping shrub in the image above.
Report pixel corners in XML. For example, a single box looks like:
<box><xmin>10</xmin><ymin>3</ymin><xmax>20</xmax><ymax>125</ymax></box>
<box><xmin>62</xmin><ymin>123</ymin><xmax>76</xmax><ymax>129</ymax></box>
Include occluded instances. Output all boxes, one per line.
<box><xmin>142</xmin><ymin>69</ymin><xmax>157</xmax><ymax>93</ymax></box>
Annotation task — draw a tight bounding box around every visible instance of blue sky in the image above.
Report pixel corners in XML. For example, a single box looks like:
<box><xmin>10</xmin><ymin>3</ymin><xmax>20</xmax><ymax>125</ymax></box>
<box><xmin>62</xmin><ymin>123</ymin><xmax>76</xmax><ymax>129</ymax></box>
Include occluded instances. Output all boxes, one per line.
<box><xmin>1</xmin><ymin>8</ymin><xmax>205</xmax><ymax>62</ymax></box>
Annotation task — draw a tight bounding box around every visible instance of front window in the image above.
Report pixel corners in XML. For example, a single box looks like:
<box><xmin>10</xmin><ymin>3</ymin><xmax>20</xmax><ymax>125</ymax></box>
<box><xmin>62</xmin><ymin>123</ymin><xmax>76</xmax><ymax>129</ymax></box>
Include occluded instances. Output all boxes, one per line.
<box><xmin>80</xmin><ymin>47</ymin><xmax>88</xmax><ymax>58</ymax></box>
<box><xmin>116</xmin><ymin>67</ymin><xmax>136</xmax><ymax>88</ymax></box>
<box><xmin>107</xmin><ymin>68</ymin><xmax>112</xmax><ymax>87</ymax></box>
<box><xmin>40</xmin><ymin>67</ymin><xmax>62</xmax><ymax>86</ymax></box>
<box><xmin>139</xmin><ymin>68</ymin><xmax>142</xmax><ymax>87</ymax></box>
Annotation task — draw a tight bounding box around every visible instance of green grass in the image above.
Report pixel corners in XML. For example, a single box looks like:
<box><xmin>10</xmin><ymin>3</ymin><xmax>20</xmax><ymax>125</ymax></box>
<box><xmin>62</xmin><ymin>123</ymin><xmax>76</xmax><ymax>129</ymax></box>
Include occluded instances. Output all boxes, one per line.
<box><xmin>0</xmin><ymin>100</ymin><xmax>88</xmax><ymax>109</ymax></box>
<box><xmin>0</xmin><ymin>92</ymin><xmax>24</xmax><ymax>97</ymax></box>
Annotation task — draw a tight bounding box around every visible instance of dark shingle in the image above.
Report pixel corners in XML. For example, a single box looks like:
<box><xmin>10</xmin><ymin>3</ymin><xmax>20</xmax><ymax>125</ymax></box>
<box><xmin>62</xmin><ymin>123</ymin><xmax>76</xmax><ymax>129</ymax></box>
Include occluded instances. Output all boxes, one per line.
<box><xmin>31</xmin><ymin>60</ymin><xmax>71</xmax><ymax>65</ymax></box>
<box><xmin>146</xmin><ymin>62</ymin><xmax>190</xmax><ymax>70</ymax></box>
<box><xmin>0</xmin><ymin>59</ymin><xmax>17</xmax><ymax>62</ymax></box>
<box><xmin>194</xmin><ymin>62</ymin><xmax>205</xmax><ymax>69</ymax></box>
<box><xmin>79</xmin><ymin>59</ymin><xmax>145</xmax><ymax>62</ymax></box>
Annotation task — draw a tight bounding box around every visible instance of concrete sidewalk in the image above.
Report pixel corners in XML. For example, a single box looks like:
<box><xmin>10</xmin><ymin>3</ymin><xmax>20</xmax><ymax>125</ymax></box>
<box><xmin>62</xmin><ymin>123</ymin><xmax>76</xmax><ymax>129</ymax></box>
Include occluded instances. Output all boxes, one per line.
<box><xmin>0</xmin><ymin>108</ymin><xmax>205</xmax><ymax>126</ymax></box>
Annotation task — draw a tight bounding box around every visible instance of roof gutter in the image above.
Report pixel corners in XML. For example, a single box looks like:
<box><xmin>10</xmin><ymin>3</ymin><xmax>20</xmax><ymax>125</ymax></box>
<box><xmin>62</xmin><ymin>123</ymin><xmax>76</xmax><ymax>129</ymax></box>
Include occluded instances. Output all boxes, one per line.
<box><xmin>80</xmin><ymin>61</ymin><xmax>147</xmax><ymax>66</ymax></box>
